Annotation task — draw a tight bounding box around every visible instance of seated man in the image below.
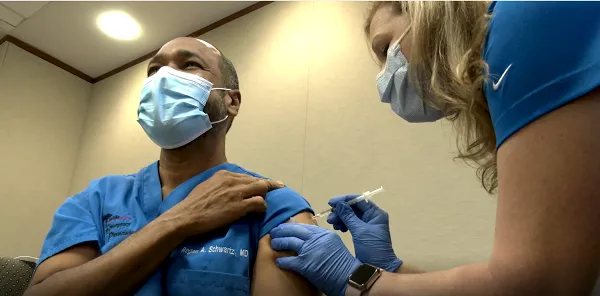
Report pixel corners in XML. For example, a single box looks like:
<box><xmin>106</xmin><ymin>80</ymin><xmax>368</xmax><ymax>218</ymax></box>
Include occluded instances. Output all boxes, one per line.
<box><xmin>25</xmin><ymin>37</ymin><xmax>318</xmax><ymax>296</ymax></box>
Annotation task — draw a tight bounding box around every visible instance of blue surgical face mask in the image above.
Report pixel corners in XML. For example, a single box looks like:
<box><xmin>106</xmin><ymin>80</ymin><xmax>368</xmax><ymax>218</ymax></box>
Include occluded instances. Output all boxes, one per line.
<box><xmin>376</xmin><ymin>26</ymin><xmax>444</xmax><ymax>123</ymax></box>
<box><xmin>137</xmin><ymin>66</ymin><xmax>230</xmax><ymax>149</ymax></box>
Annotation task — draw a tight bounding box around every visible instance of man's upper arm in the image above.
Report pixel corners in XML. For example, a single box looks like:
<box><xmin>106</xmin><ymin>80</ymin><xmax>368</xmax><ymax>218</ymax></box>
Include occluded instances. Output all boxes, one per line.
<box><xmin>249</xmin><ymin>181</ymin><xmax>316</xmax><ymax>294</ymax></box>
<box><xmin>30</xmin><ymin>243</ymin><xmax>99</xmax><ymax>286</ymax></box>
<box><xmin>251</xmin><ymin>211</ymin><xmax>319</xmax><ymax>296</ymax></box>
<box><xmin>31</xmin><ymin>190</ymin><xmax>101</xmax><ymax>285</ymax></box>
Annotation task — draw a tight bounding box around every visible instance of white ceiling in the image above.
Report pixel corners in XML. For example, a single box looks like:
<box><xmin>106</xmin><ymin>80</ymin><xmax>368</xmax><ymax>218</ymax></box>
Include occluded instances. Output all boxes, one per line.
<box><xmin>0</xmin><ymin>2</ymin><xmax>48</xmax><ymax>35</ymax></box>
<box><xmin>1</xmin><ymin>1</ymin><xmax>257</xmax><ymax>78</ymax></box>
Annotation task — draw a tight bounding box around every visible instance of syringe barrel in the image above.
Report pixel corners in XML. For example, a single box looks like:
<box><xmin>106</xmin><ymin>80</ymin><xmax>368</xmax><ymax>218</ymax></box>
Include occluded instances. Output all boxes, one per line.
<box><xmin>312</xmin><ymin>186</ymin><xmax>384</xmax><ymax>219</ymax></box>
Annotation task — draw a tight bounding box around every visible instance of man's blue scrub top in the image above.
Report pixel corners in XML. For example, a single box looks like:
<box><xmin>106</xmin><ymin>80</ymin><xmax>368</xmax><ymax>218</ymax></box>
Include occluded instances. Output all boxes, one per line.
<box><xmin>37</xmin><ymin>162</ymin><xmax>313</xmax><ymax>295</ymax></box>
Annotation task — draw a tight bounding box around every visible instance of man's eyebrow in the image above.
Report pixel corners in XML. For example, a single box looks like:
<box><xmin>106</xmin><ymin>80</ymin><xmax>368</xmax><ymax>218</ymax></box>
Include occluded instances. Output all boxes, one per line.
<box><xmin>148</xmin><ymin>54</ymin><xmax>160</xmax><ymax>65</ymax></box>
<box><xmin>148</xmin><ymin>49</ymin><xmax>204</xmax><ymax>65</ymax></box>
<box><xmin>176</xmin><ymin>49</ymin><xmax>203</xmax><ymax>60</ymax></box>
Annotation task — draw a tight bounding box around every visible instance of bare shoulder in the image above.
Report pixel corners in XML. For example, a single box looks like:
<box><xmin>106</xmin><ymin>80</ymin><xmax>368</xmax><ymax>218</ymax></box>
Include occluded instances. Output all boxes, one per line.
<box><xmin>251</xmin><ymin>211</ymin><xmax>319</xmax><ymax>296</ymax></box>
<box><xmin>289</xmin><ymin>211</ymin><xmax>317</xmax><ymax>225</ymax></box>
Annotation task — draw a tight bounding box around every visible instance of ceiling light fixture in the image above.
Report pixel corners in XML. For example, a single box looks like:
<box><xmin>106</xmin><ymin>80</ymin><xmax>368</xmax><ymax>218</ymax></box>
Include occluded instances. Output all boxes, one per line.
<box><xmin>97</xmin><ymin>11</ymin><xmax>141</xmax><ymax>41</ymax></box>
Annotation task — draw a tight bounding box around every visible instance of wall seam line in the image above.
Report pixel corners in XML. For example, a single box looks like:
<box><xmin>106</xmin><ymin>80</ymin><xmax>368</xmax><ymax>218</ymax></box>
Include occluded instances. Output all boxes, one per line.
<box><xmin>299</xmin><ymin>0</ymin><xmax>315</xmax><ymax>196</ymax></box>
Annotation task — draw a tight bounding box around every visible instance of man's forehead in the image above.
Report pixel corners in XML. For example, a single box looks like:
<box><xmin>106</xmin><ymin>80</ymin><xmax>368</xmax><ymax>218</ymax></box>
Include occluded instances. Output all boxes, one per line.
<box><xmin>157</xmin><ymin>37</ymin><xmax>221</xmax><ymax>57</ymax></box>
<box><xmin>196</xmin><ymin>39</ymin><xmax>217</xmax><ymax>50</ymax></box>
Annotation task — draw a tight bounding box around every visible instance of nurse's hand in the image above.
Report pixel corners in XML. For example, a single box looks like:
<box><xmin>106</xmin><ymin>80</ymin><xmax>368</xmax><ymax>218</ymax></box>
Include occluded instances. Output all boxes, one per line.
<box><xmin>163</xmin><ymin>170</ymin><xmax>284</xmax><ymax>237</ymax></box>
<box><xmin>270</xmin><ymin>224</ymin><xmax>361</xmax><ymax>296</ymax></box>
<box><xmin>328</xmin><ymin>195</ymin><xmax>402</xmax><ymax>272</ymax></box>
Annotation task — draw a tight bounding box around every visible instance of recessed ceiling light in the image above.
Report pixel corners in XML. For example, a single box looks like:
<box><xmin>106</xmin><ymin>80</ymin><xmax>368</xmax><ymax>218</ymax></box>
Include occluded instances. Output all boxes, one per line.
<box><xmin>97</xmin><ymin>11</ymin><xmax>141</xmax><ymax>41</ymax></box>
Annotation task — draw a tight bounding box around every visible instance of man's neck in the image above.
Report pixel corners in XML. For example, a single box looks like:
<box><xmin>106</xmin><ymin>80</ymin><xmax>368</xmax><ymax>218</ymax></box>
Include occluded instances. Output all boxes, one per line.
<box><xmin>158</xmin><ymin>135</ymin><xmax>227</xmax><ymax>194</ymax></box>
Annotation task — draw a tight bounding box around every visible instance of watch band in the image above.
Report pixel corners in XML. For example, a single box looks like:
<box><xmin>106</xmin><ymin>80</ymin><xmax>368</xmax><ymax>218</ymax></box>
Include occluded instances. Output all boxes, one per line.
<box><xmin>346</xmin><ymin>264</ymin><xmax>383</xmax><ymax>296</ymax></box>
<box><xmin>345</xmin><ymin>284</ymin><xmax>364</xmax><ymax>296</ymax></box>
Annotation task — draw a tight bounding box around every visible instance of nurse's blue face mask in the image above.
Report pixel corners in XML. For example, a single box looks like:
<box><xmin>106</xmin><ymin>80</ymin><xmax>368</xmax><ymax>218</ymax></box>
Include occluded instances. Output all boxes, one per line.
<box><xmin>376</xmin><ymin>25</ymin><xmax>444</xmax><ymax>123</ymax></box>
<box><xmin>137</xmin><ymin>66</ymin><xmax>230</xmax><ymax>149</ymax></box>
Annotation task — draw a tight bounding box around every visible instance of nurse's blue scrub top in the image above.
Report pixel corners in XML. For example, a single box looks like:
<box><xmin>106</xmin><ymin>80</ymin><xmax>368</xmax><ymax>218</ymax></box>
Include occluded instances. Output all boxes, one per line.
<box><xmin>37</xmin><ymin>162</ymin><xmax>313</xmax><ymax>295</ymax></box>
<box><xmin>484</xmin><ymin>1</ymin><xmax>600</xmax><ymax>147</ymax></box>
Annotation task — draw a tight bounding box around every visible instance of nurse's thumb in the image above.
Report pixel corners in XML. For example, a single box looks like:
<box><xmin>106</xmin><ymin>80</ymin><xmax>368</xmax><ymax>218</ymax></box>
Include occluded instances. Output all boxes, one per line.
<box><xmin>275</xmin><ymin>257</ymin><xmax>299</xmax><ymax>272</ymax></box>
<box><xmin>336</xmin><ymin>202</ymin><xmax>363</xmax><ymax>232</ymax></box>
<box><xmin>241</xmin><ymin>196</ymin><xmax>267</xmax><ymax>213</ymax></box>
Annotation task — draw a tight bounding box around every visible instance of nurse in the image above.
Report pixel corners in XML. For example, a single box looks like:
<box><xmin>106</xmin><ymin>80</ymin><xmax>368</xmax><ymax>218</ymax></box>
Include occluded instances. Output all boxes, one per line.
<box><xmin>270</xmin><ymin>1</ymin><xmax>600</xmax><ymax>295</ymax></box>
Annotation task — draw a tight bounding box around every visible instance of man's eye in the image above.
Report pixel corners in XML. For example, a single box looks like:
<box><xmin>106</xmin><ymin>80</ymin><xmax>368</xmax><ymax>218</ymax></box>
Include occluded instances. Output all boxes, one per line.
<box><xmin>185</xmin><ymin>62</ymin><xmax>202</xmax><ymax>69</ymax></box>
<box><xmin>147</xmin><ymin>66</ymin><xmax>160</xmax><ymax>76</ymax></box>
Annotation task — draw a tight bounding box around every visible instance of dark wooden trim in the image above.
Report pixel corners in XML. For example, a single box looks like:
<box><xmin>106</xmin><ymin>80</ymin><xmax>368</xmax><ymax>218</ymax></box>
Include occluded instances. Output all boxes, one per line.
<box><xmin>91</xmin><ymin>50</ymin><xmax>157</xmax><ymax>83</ymax></box>
<box><xmin>0</xmin><ymin>35</ymin><xmax>9</xmax><ymax>45</ymax></box>
<box><xmin>0</xmin><ymin>35</ymin><xmax>94</xmax><ymax>83</ymax></box>
<box><xmin>0</xmin><ymin>2</ymin><xmax>272</xmax><ymax>84</ymax></box>
<box><xmin>93</xmin><ymin>1</ymin><xmax>273</xmax><ymax>83</ymax></box>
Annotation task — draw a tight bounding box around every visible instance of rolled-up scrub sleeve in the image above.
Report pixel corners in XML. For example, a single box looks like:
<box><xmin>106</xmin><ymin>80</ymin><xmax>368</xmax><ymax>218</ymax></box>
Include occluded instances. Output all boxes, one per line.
<box><xmin>37</xmin><ymin>191</ymin><xmax>99</xmax><ymax>267</ymax></box>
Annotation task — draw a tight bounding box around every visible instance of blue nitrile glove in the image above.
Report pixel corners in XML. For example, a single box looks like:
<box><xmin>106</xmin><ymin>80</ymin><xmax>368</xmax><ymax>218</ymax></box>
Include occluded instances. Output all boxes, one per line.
<box><xmin>327</xmin><ymin>195</ymin><xmax>402</xmax><ymax>272</ymax></box>
<box><xmin>270</xmin><ymin>223</ymin><xmax>361</xmax><ymax>296</ymax></box>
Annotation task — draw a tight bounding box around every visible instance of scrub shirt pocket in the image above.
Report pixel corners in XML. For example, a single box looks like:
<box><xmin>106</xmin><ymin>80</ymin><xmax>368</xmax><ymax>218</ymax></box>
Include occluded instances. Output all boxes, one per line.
<box><xmin>168</xmin><ymin>269</ymin><xmax>250</xmax><ymax>296</ymax></box>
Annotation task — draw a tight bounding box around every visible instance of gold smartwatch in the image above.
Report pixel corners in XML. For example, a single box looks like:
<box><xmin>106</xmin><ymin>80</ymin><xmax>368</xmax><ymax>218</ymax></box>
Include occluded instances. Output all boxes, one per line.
<box><xmin>345</xmin><ymin>263</ymin><xmax>383</xmax><ymax>296</ymax></box>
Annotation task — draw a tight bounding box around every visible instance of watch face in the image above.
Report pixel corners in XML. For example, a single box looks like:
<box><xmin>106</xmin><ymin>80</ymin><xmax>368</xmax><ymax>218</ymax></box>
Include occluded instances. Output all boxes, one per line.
<box><xmin>350</xmin><ymin>264</ymin><xmax>378</xmax><ymax>285</ymax></box>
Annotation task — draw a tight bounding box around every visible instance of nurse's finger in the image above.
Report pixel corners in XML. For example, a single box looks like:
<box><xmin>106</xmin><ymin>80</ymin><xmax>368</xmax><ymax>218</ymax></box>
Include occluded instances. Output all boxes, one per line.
<box><xmin>271</xmin><ymin>237</ymin><xmax>304</xmax><ymax>254</ymax></box>
<box><xmin>275</xmin><ymin>256</ymin><xmax>300</xmax><ymax>272</ymax></box>
<box><xmin>352</xmin><ymin>199</ymin><xmax>375</xmax><ymax>213</ymax></box>
<box><xmin>241</xmin><ymin>178</ymin><xmax>285</xmax><ymax>198</ymax></box>
<box><xmin>329</xmin><ymin>213</ymin><xmax>349</xmax><ymax>232</ymax></box>
<box><xmin>270</xmin><ymin>223</ymin><xmax>314</xmax><ymax>241</ymax></box>
<box><xmin>240</xmin><ymin>196</ymin><xmax>267</xmax><ymax>213</ymax></box>
<box><xmin>327</xmin><ymin>212</ymin><xmax>343</xmax><ymax>226</ymax></box>
<box><xmin>328</xmin><ymin>194</ymin><xmax>360</xmax><ymax>207</ymax></box>
<box><xmin>332</xmin><ymin>223</ymin><xmax>348</xmax><ymax>233</ymax></box>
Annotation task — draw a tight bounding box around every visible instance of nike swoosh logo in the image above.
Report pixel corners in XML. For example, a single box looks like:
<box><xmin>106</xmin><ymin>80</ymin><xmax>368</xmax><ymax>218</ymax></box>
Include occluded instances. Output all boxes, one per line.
<box><xmin>493</xmin><ymin>64</ymin><xmax>512</xmax><ymax>90</ymax></box>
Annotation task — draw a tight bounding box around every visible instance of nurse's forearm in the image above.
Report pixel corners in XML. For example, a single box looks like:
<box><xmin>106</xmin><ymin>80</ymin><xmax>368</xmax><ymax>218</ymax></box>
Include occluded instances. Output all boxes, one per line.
<box><xmin>365</xmin><ymin>262</ymin><xmax>495</xmax><ymax>296</ymax></box>
<box><xmin>395</xmin><ymin>263</ymin><xmax>423</xmax><ymax>274</ymax></box>
<box><xmin>25</xmin><ymin>217</ymin><xmax>185</xmax><ymax>296</ymax></box>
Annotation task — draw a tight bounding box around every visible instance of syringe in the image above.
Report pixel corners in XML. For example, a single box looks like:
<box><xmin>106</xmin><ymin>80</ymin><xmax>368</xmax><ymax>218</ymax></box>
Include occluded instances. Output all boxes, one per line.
<box><xmin>312</xmin><ymin>186</ymin><xmax>385</xmax><ymax>220</ymax></box>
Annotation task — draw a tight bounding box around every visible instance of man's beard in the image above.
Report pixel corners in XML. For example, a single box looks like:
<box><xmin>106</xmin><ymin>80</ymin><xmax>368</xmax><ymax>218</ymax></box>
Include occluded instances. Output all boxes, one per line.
<box><xmin>200</xmin><ymin>93</ymin><xmax>228</xmax><ymax>136</ymax></box>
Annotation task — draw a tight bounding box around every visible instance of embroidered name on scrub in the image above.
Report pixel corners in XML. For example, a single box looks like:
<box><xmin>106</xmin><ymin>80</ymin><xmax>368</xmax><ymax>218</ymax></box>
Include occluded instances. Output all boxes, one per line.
<box><xmin>181</xmin><ymin>246</ymin><xmax>246</xmax><ymax>257</ymax></box>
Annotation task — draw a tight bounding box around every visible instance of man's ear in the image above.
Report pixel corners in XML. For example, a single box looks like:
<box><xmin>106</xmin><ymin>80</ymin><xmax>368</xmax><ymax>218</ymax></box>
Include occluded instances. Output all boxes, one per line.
<box><xmin>226</xmin><ymin>90</ymin><xmax>241</xmax><ymax>118</ymax></box>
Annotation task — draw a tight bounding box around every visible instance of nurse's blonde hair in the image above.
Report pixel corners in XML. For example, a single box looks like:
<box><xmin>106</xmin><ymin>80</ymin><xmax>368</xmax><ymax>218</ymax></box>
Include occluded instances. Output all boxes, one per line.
<box><xmin>365</xmin><ymin>1</ymin><xmax>497</xmax><ymax>193</ymax></box>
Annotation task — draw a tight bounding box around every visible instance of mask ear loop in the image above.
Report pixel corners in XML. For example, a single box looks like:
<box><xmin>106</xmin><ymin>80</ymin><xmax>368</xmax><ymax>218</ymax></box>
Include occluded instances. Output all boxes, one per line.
<box><xmin>397</xmin><ymin>24</ymin><xmax>412</xmax><ymax>45</ymax></box>
<box><xmin>210</xmin><ymin>115</ymin><xmax>228</xmax><ymax>124</ymax></box>
<box><xmin>376</xmin><ymin>24</ymin><xmax>413</xmax><ymax>79</ymax></box>
<box><xmin>208</xmin><ymin>88</ymin><xmax>233</xmax><ymax>124</ymax></box>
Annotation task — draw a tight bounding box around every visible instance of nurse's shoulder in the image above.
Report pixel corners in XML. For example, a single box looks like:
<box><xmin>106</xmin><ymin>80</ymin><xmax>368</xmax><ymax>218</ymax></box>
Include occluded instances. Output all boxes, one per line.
<box><xmin>480</xmin><ymin>2</ymin><xmax>600</xmax><ymax>291</ymax></box>
<box><xmin>483</xmin><ymin>1</ymin><xmax>600</xmax><ymax>147</ymax></box>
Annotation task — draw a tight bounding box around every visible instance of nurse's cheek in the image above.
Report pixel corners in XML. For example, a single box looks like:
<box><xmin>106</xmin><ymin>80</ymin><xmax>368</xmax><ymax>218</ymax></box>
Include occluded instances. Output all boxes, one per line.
<box><xmin>159</xmin><ymin>170</ymin><xmax>285</xmax><ymax>238</ymax></box>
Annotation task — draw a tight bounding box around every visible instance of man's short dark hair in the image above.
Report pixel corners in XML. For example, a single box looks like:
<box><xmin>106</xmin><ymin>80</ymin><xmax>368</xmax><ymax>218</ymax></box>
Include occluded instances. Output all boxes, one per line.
<box><xmin>220</xmin><ymin>54</ymin><xmax>239</xmax><ymax>90</ymax></box>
